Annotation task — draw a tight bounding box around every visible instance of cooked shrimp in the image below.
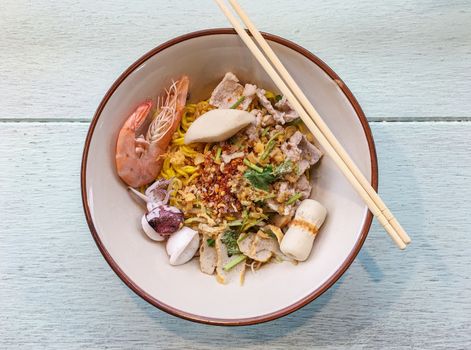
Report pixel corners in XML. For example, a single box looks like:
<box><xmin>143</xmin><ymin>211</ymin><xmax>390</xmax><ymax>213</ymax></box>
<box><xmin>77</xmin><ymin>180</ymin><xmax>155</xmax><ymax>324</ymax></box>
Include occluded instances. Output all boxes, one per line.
<box><xmin>116</xmin><ymin>76</ymin><xmax>189</xmax><ymax>187</ymax></box>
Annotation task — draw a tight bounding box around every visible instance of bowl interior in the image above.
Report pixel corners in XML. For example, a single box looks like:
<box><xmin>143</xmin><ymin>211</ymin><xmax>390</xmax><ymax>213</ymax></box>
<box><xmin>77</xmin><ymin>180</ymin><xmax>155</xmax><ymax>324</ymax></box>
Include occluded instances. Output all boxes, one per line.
<box><xmin>83</xmin><ymin>32</ymin><xmax>374</xmax><ymax>322</ymax></box>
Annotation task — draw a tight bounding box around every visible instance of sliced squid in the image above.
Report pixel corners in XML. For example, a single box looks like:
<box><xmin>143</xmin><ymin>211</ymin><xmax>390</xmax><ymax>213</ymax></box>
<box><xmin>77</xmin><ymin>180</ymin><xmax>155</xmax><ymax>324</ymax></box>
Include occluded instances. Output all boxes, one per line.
<box><xmin>128</xmin><ymin>185</ymin><xmax>183</xmax><ymax>240</ymax></box>
<box><xmin>166</xmin><ymin>227</ymin><xmax>200</xmax><ymax>266</ymax></box>
<box><xmin>141</xmin><ymin>214</ymin><xmax>165</xmax><ymax>241</ymax></box>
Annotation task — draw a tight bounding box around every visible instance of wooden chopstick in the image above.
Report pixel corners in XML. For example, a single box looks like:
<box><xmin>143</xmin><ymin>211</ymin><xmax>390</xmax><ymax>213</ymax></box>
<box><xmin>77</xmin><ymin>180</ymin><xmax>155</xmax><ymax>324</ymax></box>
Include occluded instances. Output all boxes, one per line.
<box><xmin>226</xmin><ymin>0</ymin><xmax>411</xmax><ymax>246</ymax></box>
<box><xmin>214</xmin><ymin>0</ymin><xmax>408</xmax><ymax>249</ymax></box>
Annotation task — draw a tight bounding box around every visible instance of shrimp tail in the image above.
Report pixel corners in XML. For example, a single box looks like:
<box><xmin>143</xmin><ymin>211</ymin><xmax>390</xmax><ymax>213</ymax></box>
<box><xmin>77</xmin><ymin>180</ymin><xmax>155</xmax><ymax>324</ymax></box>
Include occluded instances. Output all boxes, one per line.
<box><xmin>115</xmin><ymin>101</ymin><xmax>153</xmax><ymax>187</ymax></box>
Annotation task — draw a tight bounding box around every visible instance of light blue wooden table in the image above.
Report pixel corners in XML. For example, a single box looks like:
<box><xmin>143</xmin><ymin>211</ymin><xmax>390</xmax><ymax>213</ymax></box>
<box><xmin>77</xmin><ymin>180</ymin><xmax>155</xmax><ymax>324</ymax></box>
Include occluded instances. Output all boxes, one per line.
<box><xmin>1</xmin><ymin>1</ymin><xmax>470</xmax><ymax>348</ymax></box>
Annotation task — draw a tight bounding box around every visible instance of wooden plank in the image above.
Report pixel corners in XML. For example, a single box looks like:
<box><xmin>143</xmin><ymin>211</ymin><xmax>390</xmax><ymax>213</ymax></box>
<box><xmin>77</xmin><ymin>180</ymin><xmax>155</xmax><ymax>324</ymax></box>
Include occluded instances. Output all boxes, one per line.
<box><xmin>0</xmin><ymin>121</ymin><xmax>470</xmax><ymax>348</ymax></box>
<box><xmin>0</xmin><ymin>0</ymin><xmax>470</xmax><ymax>121</ymax></box>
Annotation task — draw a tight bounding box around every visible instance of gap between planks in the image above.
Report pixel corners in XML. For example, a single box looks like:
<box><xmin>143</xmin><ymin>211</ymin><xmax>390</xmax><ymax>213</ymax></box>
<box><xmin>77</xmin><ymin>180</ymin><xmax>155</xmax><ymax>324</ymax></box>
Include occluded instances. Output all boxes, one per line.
<box><xmin>1</xmin><ymin>117</ymin><xmax>471</xmax><ymax>123</ymax></box>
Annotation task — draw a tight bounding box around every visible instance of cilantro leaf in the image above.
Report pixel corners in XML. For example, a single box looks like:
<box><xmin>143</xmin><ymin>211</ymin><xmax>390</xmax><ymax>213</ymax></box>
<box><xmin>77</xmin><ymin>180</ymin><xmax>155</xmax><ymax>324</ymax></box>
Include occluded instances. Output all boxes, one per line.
<box><xmin>243</xmin><ymin>161</ymin><xmax>294</xmax><ymax>191</ymax></box>
<box><xmin>243</xmin><ymin>165</ymin><xmax>276</xmax><ymax>191</ymax></box>
<box><xmin>221</xmin><ymin>230</ymin><xmax>241</xmax><ymax>256</ymax></box>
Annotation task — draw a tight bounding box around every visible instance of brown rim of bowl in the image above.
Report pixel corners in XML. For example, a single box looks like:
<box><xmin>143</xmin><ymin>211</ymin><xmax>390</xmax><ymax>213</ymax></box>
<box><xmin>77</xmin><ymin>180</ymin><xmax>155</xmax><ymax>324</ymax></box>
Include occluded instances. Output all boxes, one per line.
<box><xmin>81</xmin><ymin>28</ymin><xmax>378</xmax><ymax>326</ymax></box>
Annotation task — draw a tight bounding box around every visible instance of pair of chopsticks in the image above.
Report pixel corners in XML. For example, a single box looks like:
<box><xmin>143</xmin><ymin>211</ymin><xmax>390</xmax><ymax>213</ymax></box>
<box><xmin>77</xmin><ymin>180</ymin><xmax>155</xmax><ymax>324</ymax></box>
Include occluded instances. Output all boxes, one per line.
<box><xmin>214</xmin><ymin>0</ymin><xmax>411</xmax><ymax>249</ymax></box>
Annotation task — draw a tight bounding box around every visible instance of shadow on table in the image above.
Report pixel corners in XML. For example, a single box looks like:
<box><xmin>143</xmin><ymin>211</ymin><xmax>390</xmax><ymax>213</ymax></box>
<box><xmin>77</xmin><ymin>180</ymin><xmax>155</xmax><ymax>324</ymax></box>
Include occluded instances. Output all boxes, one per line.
<box><xmin>132</xmin><ymin>249</ymin><xmax>402</xmax><ymax>349</ymax></box>
<box><xmin>129</xmin><ymin>127</ymin><xmax>437</xmax><ymax>348</ymax></box>
<box><xmin>132</xmin><ymin>276</ymin><xmax>341</xmax><ymax>345</ymax></box>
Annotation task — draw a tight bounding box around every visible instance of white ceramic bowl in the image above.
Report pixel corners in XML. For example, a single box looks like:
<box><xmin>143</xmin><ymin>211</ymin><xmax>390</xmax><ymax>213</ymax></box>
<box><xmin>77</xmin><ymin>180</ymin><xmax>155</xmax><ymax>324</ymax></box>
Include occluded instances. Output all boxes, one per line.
<box><xmin>81</xmin><ymin>29</ymin><xmax>377</xmax><ymax>325</ymax></box>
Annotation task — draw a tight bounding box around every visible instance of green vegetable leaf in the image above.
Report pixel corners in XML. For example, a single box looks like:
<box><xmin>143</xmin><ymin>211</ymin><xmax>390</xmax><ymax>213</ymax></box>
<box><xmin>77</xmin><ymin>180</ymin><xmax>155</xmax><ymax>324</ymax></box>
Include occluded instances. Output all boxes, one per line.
<box><xmin>239</xmin><ymin>210</ymin><xmax>249</xmax><ymax>233</ymax></box>
<box><xmin>214</xmin><ymin>146</ymin><xmax>222</xmax><ymax>162</ymax></box>
<box><xmin>227</xmin><ymin>219</ymin><xmax>243</xmax><ymax>227</ymax></box>
<box><xmin>273</xmin><ymin>160</ymin><xmax>293</xmax><ymax>177</ymax></box>
<box><xmin>223</xmin><ymin>254</ymin><xmax>247</xmax><ymax>271</ymax></box>
<box><xmin>243</xmin><ymin>165</ymin><xmax>276</xmax><ymax>191</ymax></box>
<box><xmin>206</xmin><ymin>238</ymin><xmax>215</xmax><ymax>247</ymax></box>
<box><xmin>230</xmin><ymin>96</ymin><xmax>245</xmax><ymax>109</ymax></box>
<box><xmin>260</xmin><ymin>132</ymin><xmax>282</xmax><ymax>160</ymax></box>
<box><xmin>244</xmin><ymin>160</ymin><xmax>294</xmax><ymax>191</ymax></box>
<box><xmin>243</xmin><ymin>219</ymin><xmax>265</xmax><ymax>232</ymax></box>
<box><xmin>265</xmin><ymin>91</ymin><xmax>282</xmax><ymax>105</ymax></box>
<box><xmin>243</xmin><ymin>158</ymin><xmax>264</xmax><ymax>173</ymax></box>
<box><xmin>221</xmin><ymin>230</ymin><xmax>241</xmax><ymax>256</ymax></box>
<box><xmin>261</xmin><ymin>127</ymin><xmax>269</xmax><ymax>137</ymax></box>
<box><xmin>286</xmin><ymin>192</ymin><xmax>301</xmax><ymax>205</ymax></box>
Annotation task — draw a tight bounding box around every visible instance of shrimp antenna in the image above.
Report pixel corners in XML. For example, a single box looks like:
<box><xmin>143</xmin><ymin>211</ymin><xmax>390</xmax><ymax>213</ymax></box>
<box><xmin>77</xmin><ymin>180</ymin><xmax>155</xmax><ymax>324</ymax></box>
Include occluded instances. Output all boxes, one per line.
<box><xmin>146</xmin><ymin>79</ymin><xmax>180</xmax><ymax>143</ymax></box>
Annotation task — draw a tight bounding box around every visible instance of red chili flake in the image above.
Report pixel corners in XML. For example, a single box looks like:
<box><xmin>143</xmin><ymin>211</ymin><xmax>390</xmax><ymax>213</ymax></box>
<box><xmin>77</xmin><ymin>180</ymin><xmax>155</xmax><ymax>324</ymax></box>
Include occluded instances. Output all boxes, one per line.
<box><xmin>194</xmin><ymin>148</ymin><xmax>243</xmax><ymax>217</ymax></box>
